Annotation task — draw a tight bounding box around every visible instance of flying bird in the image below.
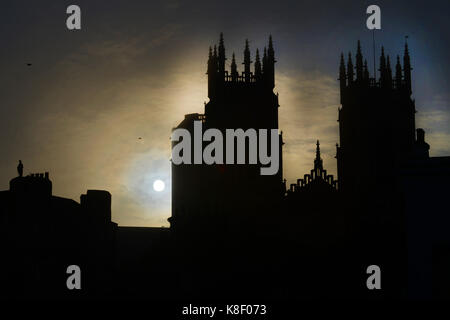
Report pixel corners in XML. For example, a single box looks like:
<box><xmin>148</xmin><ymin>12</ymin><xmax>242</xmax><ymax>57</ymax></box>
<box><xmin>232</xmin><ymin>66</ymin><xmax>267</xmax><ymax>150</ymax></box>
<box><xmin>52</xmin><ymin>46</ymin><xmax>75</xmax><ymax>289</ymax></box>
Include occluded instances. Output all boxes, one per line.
<box><xmin>26</xmin><ymin>63</ymin><xmax>32</xmax><ymax>66</ymax></box>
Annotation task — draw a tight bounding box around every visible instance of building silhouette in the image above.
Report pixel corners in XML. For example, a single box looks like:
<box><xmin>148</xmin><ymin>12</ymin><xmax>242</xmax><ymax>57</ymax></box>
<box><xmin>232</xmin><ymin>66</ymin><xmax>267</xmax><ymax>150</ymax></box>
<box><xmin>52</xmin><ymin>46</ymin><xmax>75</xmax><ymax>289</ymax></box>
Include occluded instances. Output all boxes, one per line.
<box><xmin>0</xmin><ymin>172</ymin><xmax>117</xmax><ymax>298</ymax></box>
<box><xmin>287</xmin><ymin>140</ymin><xmax>337</xmax><ymax>193</ymax></box>
<box><xmin>334</xmin><ymin>40</ymin><xmax>450</xmax><ymax>298</ymax></box>
<box><xmin>170</xmin><ymin>34</ymin><xmax>284</xmax><ymax>238</ymax></box>
<box><xmin>1</xmin><ymin>34</ymin><xmax>450</xmax><ymax>300</ymax></box>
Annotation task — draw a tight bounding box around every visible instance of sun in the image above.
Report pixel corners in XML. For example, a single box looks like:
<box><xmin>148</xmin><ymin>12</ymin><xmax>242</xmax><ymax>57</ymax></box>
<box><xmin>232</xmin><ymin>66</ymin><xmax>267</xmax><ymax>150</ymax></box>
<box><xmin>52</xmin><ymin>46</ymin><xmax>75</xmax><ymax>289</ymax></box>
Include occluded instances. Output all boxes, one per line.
<box><xmin>153</xmin><ymin>179</ymin><xmax>165</xmax><ymax>192</ymax></box>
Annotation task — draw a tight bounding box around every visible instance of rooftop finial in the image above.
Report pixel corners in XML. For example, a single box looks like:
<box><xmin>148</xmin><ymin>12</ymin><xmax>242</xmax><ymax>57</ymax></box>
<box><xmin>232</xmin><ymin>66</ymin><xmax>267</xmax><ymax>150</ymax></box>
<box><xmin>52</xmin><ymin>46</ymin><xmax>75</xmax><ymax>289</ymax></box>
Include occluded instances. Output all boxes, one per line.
<box><xmin>243</xmin><ymin>39</ymin><xmax>252</xmax><ymax>83</ymax></box>
<box><xmin>395</xmin><ymin>55</ymin><xmax>402</xmax><ymax>88</ymax></box>
<box><xmin>347</xmin><ymin>52</ymin><xmax>354</xmax><ymax>83</ymax></box>
<box><xmin>405</xmin><ymin>35</ymin><xmax>409</xmax><ymax>53</ymax></box>
<box><xmin>254</xmin><ymin>48</ymin><xmax>262</xmax><ymax>80</ymax></box>
<box><xmin>379</xmin><ymin>46</ymin><xmax>386</xmax><ymax>85</ymax></box>
<box><xmin>403</xmin><ymin>36</ymin><xmax>412</xmax><ymax>94</ymax></box>
<box><xmin>364</xmin><ymin>59</ymin><xmax>369</xmax><ymax>81</ymax></box>
<box><xmin>230</xmin><ymin>52</ymin><xmax>238</xmax><ymax>81</ymax></box>
<box><xmin>386</xmin><ymin>55</ymin><xmax>393</xmax><ymax>88</ymax></box>
<box><xmin>314</xmin><ymin>140</ymin><xmax>323</xmax><ymax>171</ymax></box>
<box><xmin>218</xmin><ymin>33</ymin><xmax>226</xmax><ymax>75</ymax></box>
<box><xmin>356</xmin><ymin>40</ymin><xmax>363</xmax><ymax>81</ymax></box>
<box><xmin>267</xmin><ymin>35</ymin><xmax>275</xmax><ymax>63</ymax></box>
<box><xmin>316</xmin><ymin>140</ymin><xmax>321</xmax><ymax>159</ymax></box>
<box><xmin>262</xmin><ymin>47</ymin><xmax>267</xmax><ymax>73</ymax></box>
<box><xmin>339</xmin><ymin>53</ymin><xmax>346</xmax><ymax>103</ymax></box>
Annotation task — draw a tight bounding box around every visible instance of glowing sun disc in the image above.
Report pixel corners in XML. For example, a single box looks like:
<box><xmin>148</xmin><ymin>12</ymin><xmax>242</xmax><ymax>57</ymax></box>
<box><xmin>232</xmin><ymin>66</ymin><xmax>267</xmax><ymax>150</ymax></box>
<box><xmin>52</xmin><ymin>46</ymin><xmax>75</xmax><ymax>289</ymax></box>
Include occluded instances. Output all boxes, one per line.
<box><xmin>153</xmin><ymin>179</ymin><xmax>165</xmax><ymax>192</ymax></box>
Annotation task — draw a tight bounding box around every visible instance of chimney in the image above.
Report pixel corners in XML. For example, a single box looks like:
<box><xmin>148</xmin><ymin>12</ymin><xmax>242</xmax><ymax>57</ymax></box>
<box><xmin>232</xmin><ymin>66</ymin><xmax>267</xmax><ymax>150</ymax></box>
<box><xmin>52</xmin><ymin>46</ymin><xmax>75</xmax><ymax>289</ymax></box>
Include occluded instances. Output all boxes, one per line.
<box><xmin>417</xmin><ymin>128</ymin><xmax>425</xmax><ymax>143</ymax></box>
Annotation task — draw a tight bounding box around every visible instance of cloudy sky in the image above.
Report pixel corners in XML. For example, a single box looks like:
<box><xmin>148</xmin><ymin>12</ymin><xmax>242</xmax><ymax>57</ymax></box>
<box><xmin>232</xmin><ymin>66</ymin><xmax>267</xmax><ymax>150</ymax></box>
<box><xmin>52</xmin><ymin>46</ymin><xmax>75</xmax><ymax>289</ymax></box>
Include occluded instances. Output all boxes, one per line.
<box><xmin>0</xmin><ymin>0</ymin><xmax>449</xmax><ymax>226</ymax></box>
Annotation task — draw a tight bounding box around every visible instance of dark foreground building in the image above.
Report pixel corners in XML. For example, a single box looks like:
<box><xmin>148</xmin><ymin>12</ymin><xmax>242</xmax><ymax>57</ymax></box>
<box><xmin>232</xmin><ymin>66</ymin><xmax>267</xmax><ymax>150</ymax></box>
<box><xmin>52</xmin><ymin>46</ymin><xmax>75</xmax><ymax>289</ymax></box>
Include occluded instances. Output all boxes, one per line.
<box><xmin>0</xmin><ymin>173</ymin><xmax>117</xmax><ymax>298</ymax></box>
<box><xmin>1</xmin><ymin>35</ymin><xmax>449</xmax><ymax>300</ymax></box>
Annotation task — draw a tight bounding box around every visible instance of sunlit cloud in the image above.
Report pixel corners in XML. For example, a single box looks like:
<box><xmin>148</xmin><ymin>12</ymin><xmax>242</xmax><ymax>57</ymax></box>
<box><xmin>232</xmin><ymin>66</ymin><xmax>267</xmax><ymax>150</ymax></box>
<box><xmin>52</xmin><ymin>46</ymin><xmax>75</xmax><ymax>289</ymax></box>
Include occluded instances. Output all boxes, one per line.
<box><xmin>1</xmin><ymin>1</ymin><xmax>449</xmax><ymax>228</ymax></box>
<box><xmin>277</xmin><ymin>71</ymin><xmax>340</xmax><ymax>184</ymax></box>
<box><xmin>416</xmin><ymin>94</ymin><xmax>450</xmax><ymax>157</ymax></box>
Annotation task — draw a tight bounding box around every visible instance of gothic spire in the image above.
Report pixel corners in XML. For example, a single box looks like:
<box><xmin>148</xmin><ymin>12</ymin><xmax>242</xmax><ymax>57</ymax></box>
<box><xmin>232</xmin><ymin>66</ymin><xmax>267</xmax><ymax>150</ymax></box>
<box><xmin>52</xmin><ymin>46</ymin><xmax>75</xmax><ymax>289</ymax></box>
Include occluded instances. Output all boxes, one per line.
<box><xmin>268</xmin><ymin>35</ymin><xmax>275</xmax><ymax>61</ymax></box>
<box><xmin>339</xmin><ymin>53</ymin><xmax>346</xmax><ymax>103</ymax></box>
<box><xmin>364</xmin><ymin>59</ymin><xmax>370</xmax><ymax>82</ymax></box>
<box><xmin>231</xmin><ymin>52</ymin><xmax>238</xmax><ymax>82</ymax></box>
<box><xmin>386</xmin><ymin>55</ymin><xmax>393</xmax><ymax>88</ymax></box>
<box><xmin>403</xmin><ymin>39</ymin><xmax>412</xmax><ymax>94</ymax></box>
<box><xmin>356</xmin><ymin>40</ymin><xmax>363</xmax><ymax>81</ymax></box>
<box><xmin>347</xmin><ymin>52</ymin><xmax>354</xmax><ymax>83</ymax></box>
<box><xmin>395</xmin><ymin>55</ymin><xmax>402</xmax><ymax>89</ymax></box>
<box><xmin>379</xmin><ymin>46</ymin><xmax>386</xmax><ymax>86</ymax></box>
<box><xmin>316</xmin><ymin>140</ymin><xmax>321</xmax><ymax>160</ymax></box>
<box><xmin>314</xmin><ymin>140</ymin><xmax>323</xmax><ymax>171</ymax></box>
<box><xmin>218</xmin><ymin>32</ymin><xmax>226</xmax><ymax>76</ymax></box>
<box><xmin>207</xmin><ymin>46</ymin><xmax>213</xmax><ymax>74</ymax></box>
<box><xmin>339</xmin><ymin>53</ymin><xmax>346</xmax><ymax>77</ymax></box>
<box><xmin>243</xmin><ymin>39</ymin><xmax>252</xmax><ymax>82</ymax></box>
<box><xmin>207</xmin><ymin>45</ymin><xmax>218</xmax><ymax>98</ymax></box>
<box><xmin>266</xmin><ymin>35</ymin><xmax>276</xmax><ymax>88</ymax></box>
<box><xmin>379</xmin><ymin>47</ymin><xmax>386</xmax><ymax>71</ymax></box>
<box><xmin>262</xmin><ymin>47</ymin><xmax>267</xmax><ymax>73</ymax></box>
<box><xmin>254</xmin><ymin>48</ymin><xmax>262</xmax><ymax>80</ymax></box>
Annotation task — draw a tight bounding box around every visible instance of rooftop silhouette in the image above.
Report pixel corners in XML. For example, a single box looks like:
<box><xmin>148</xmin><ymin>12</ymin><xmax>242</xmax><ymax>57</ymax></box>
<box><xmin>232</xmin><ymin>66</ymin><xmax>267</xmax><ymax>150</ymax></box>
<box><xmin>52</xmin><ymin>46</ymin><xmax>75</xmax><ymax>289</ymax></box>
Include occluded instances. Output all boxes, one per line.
<box><xmin>1</xmin><ymin>34</ymin><xmax>450</xmax><ymax>300</ymax></box>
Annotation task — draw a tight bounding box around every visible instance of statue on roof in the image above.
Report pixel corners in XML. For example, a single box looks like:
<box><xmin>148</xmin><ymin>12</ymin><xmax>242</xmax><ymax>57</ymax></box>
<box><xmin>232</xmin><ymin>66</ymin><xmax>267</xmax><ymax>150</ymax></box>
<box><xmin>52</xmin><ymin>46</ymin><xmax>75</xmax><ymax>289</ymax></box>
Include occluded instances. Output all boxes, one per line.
<box><xmin>17</xmin><ymin>160</ymin><xmax>23</xmax><ymax>177</ymax></box>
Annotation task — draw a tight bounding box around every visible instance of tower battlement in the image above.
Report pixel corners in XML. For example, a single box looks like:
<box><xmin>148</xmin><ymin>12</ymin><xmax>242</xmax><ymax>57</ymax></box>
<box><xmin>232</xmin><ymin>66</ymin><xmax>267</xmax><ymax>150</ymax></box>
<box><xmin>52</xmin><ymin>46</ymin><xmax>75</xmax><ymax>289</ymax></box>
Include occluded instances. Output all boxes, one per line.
<box><xmin>207</xmin><ymin>33</ymin><xmax>276</xmax><ymax>99</ymax></box>
<box><xmin>171</xmin><ymin>33</ymin><xmax>284</xmax><ymax>231</ymax></box>
<box><xmin>339</xmin><ymin>40</ymin><xmax>413</xmax><ymax>105</ymax></box>
<box><xmin>336</xmin><ymin>40</ymin><xmax>417</xmax><ymax>194</ymax></box>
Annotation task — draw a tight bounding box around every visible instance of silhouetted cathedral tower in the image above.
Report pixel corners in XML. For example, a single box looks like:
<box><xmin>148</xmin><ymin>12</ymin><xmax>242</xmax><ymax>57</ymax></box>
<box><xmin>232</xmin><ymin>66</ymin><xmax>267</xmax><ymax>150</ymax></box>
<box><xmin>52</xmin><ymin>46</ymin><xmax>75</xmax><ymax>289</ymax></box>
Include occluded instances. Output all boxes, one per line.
<box><xmin>205</xmin><ymin>35</ymin><xmax>278</xmax><ymax>131</ymax></box>
<box><xmin>336</xmin><ymin>40</ymin><xmax>416</xmax><ymax>197</ymax></box>
<box><xmin>205</xmin><ymin>33</ymin><xmax>280</xmax><ymax>132</ymax></box>
<box><xmin>172</xmin><ymin>34</ymin><xmax>283</xmax><ymax>232</ymax></box>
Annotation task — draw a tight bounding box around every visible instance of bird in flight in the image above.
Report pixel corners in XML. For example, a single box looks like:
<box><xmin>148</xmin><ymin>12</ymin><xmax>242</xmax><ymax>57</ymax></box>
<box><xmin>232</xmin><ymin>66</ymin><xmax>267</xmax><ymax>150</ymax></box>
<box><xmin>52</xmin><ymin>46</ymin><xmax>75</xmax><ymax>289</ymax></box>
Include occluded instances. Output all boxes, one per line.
<box><xmin>26</xmin><ymin>63</ymin><xmax>32</xmax><ymax>66</ymax></box>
